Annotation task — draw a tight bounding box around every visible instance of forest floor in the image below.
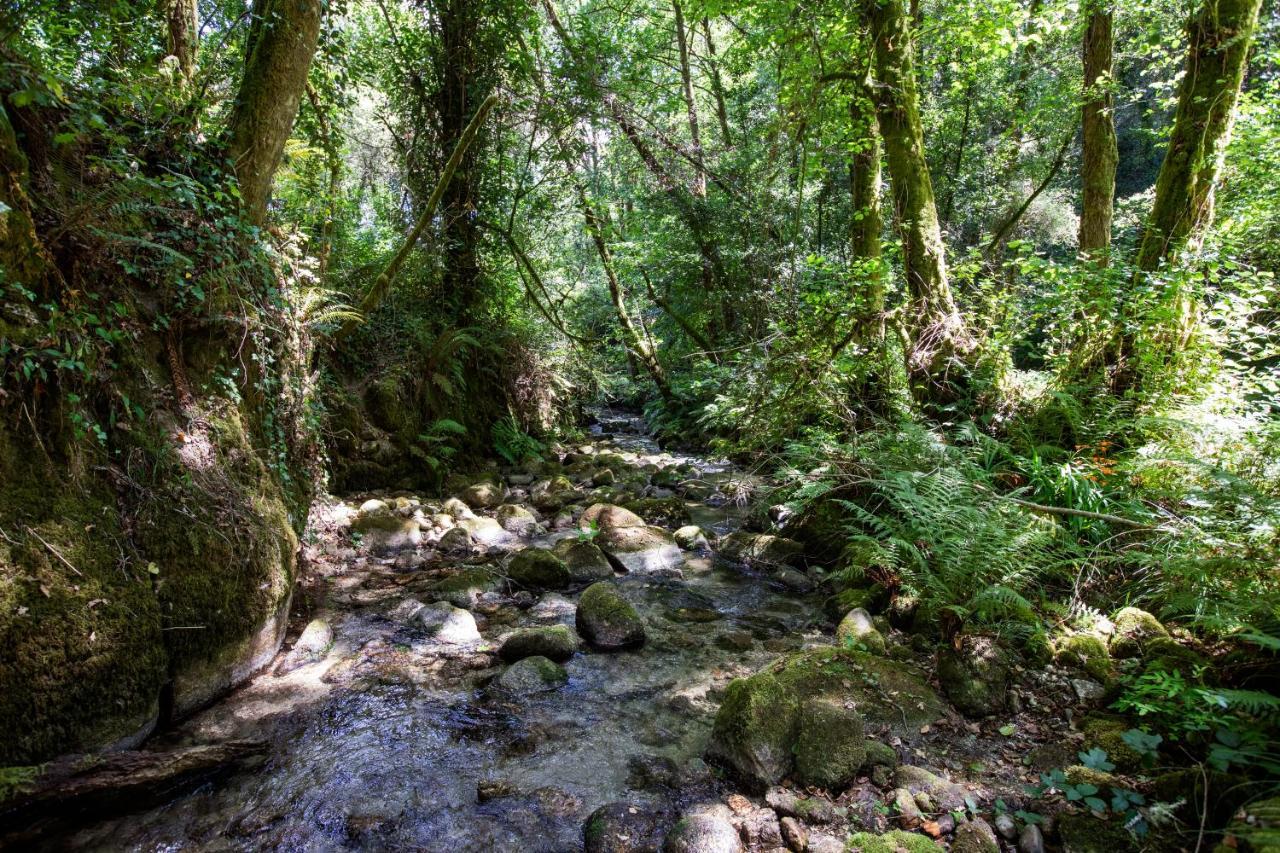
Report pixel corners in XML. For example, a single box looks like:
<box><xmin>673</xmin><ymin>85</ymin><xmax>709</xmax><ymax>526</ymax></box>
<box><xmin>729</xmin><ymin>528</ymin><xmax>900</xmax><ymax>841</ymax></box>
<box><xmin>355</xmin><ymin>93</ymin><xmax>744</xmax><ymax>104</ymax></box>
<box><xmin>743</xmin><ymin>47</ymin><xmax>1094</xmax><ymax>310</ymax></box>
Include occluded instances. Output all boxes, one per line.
<box><xmin>21</xmin><ymin>412</ymin><xmax>1144</xmax><ymax>852</ymax></box>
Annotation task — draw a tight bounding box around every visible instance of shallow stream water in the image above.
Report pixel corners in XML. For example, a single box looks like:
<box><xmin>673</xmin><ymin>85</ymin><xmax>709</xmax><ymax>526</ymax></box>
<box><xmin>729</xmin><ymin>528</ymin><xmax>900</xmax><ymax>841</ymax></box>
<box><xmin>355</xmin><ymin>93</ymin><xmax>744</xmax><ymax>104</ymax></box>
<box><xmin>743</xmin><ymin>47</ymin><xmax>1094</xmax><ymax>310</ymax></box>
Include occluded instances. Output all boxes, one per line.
<box><xmin>60</xmin><ymin>411</ymin><xmax>829</xmax><ymax>852</ymax></box>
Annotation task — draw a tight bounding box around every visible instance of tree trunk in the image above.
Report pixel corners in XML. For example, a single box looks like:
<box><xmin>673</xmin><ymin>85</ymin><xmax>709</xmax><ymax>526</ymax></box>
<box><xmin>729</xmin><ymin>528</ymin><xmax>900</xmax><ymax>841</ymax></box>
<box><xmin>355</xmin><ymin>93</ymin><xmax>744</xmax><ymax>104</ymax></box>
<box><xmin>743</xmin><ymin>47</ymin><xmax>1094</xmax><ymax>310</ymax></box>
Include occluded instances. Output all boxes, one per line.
<box><xmin>849</xmin><ymin>86</ymin><xmax>885</xmax><ymax>343</ymax></box>
<box><xmin>575</xmin><ymin>183</ymin><xmax>674</xmax><ymax>402</ymax></box>
<box><xmin>1078</xmin><ymin>0</ymin><xmax>1117</xmax><ymax>261</ymax></box>
<box><xmin>862</xmin><ymin>0</ymin><xmax>968</xmax><ymax>374</ymax></box>
<box><xmin>702</xmin><ymin>19</ymin><xmax>733</xmax><ymax>147</ymax></box>
<box><xmin>673</xmin><ymin>0</ymin><xmax>706</xmax><ymax>197</ymax></box>
<box><xmin>1135</xmin><ymin>0</ymin><xmax>1262</xmax><ymax>272</ymax></box>
<box><xmin>159</xmin><ymin>0</ymin><xmax>198</xmax><ymax>84</ymax></box>
<box><xmin>227</xmin><ymin>0</ymin><xmax>324</xmax><ymax>225</ymax></box>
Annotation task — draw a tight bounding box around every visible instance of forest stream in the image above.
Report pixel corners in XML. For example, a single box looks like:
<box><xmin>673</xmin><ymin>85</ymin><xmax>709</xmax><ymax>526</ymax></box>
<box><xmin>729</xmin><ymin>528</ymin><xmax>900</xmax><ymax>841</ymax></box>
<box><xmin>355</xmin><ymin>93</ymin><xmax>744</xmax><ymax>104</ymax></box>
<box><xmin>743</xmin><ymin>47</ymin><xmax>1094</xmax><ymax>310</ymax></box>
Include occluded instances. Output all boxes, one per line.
<box><xmin>31</xmin><ymin>411</ymin><xmax>849</xmax><ymax>850</ymax></box>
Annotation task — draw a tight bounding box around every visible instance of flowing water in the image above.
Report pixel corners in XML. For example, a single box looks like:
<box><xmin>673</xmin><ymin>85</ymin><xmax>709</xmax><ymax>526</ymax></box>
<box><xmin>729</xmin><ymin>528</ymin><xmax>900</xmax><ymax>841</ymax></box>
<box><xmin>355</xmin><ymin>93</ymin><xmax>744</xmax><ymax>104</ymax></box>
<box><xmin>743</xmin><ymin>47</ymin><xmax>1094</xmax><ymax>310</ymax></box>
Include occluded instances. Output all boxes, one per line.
<box><xmin>59</xmin><ymin>411</ymin><xmax>829</xmax><ymax>851</ymax></box>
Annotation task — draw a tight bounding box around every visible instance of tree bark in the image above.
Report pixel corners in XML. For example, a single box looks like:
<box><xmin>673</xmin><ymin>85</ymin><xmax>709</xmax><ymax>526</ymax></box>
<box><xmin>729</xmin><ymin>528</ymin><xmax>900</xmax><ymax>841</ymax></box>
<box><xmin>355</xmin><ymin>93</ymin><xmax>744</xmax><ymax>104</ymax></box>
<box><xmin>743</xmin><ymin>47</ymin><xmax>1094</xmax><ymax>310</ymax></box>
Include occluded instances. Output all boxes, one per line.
<box><xmin>849</xmin><ymin>85</ymin><xmax>885</xmax><ymax>343</ymax></box>
<box><xmin>673</xmin><ymin>0</ymin><xmax>706</xmax><ymax>197</ymax></box>
<box><xmin>1078</xmin><ymin>0</ymin><xmax>1117</xmax><ymax>261</ymax></box>
<box><xmin>861</xmin><ymin>0</ymin><xmax>967</xmax><ymax>371</ymax></box>
<box><xmin>159</xmin><ymin>0</ymin><xmax>198</xmax><ymax>84</ymax></box>
<box><xmin>227</xmin><ymin>0</ymin><xmax>324</xmax><ymax>225</ymax></box>
<box><xmin>1135</xmin><ymin>0</ymin><xmax>1262</xmax><ymax>272</ymax></box>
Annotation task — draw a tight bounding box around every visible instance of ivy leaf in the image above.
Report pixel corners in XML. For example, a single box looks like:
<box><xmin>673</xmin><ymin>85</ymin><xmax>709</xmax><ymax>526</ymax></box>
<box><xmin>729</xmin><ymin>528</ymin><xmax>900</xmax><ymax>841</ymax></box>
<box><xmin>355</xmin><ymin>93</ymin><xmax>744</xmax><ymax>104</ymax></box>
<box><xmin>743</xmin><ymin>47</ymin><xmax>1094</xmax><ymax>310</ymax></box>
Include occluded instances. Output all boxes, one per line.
<box><xmin>1078</xmin><ymin>747</ymin><xmax>1116</xmax><ymax>771</ymax></box>
<box><xmin>1084</xmin><ymin>796</ymin><xmax>1107</xmax><ymax>812</ymax></box>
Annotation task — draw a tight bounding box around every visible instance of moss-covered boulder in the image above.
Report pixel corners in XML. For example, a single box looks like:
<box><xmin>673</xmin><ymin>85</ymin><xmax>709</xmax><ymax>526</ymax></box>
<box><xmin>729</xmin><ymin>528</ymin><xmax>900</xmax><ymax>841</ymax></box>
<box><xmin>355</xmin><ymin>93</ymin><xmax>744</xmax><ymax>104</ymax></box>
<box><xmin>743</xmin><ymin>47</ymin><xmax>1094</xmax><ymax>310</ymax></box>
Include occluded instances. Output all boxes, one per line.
<box><xmin>1080</xmin><ymin>714</ymin><xmax>1147</xmax><ymax>772</ymax></box>
<box><xmin>707</xmin><ymin>647</ymin><xmax>943</xmax><ymax>790</ymax></box>
<box><xmin>428</xmin><ymin>567</ymin><xmax>498</xmax><ymax>608</ymax></box>
<box><xmin>579</xmin><ymin>503</ymin><xmax>645</xmax><ymax>531</ymax></box>
<box><xmin>793</xmin><ymin>697</ymin><xmax>867</xmax><ymax>790</ymax></box>
<box><xmin>950</xmin><ymin>820</ymin><xmax>999</xmax><ymax>853</ymax></box>
<box><xmin>496</xmin><ymin>504</ymin><xmax>539</xmax><ymax>534</ymax></box>
<box><xmin>508</xmin><ymin>549</ymin><xmax>571</xmax><ymax>590</ymax></box>
<box><xmin>582</xmin><ymin>801</ymin><xmax>665</xmax><ymax>853</ymax></box>
<box><xmin>844</xmin><ymin>830</ymin><xmax>940</xmax><ymax>852</ymax></box>
<box><xmin>1109</xmin><ymin>607</ymin><xmax>1168</xmax><ymax>659</ymax></box>
<box><xmin>576</xmin><ymin>582</ymin><xmax>646</xmax><ymax>650</ymax></box>
<box><xmin>1054</xmin><ymin>634</ymin><xmax>1113</xmax><ymax>682</ymax></box>
<box><xmin>460</xmin><ymin>482</ymin><xmax>503</xmax><ymax>510</ymax></box>
<box><xmin>673</xmin><ymin>525</ymin><xmax>710</xmax><ymax>551</ymax></box>
<box><xmin>500</xmin><ymin>625</ymin><xmax>578</xmax><ymax>663</ymax></box>
<box><xmin>837</xmin><ymin>608</ymin><xmax>886</xmax><ymax>654</ymax></box>
<box><xmin>936</xmin><ymin>636</ymin><xmax>1011</xmax><ymax>718</ymax></box>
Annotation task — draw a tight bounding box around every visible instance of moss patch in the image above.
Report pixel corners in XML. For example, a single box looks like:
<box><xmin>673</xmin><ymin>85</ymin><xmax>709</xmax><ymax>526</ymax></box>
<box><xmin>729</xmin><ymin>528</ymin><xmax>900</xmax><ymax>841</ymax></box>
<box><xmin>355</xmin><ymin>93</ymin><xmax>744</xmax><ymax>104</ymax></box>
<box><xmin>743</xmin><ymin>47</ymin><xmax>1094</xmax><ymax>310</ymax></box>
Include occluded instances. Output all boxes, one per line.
<box><xmin>1054</xmin><ymin>634</ymin><xmax>1113</xmax><ymax>681</ymax></box>
<box><xmin>845</xmin><ymin>830</ymin><xmax>940</xmax><ymax>852</ymax></box>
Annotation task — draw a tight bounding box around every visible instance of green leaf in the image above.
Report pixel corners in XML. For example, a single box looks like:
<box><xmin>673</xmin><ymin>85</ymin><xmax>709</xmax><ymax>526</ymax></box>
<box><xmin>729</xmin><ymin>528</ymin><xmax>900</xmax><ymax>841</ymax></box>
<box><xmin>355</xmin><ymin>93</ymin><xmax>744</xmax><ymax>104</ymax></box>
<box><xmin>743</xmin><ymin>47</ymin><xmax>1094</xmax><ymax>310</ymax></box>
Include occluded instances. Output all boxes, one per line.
<box><xmin>998</xmin><ymin>724</ymin><xmax>1016</xmax><ymax>736</ymax></box>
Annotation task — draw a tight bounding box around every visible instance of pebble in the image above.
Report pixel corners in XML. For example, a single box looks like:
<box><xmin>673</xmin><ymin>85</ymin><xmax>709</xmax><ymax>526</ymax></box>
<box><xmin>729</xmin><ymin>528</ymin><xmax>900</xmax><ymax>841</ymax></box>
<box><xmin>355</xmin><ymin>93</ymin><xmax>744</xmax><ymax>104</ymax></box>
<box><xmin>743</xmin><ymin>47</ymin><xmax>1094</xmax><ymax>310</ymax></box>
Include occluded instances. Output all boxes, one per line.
<box><xmin>1018</xmin><ymin>823</ymin><xmax>1045</xmax><ymax>853</ymax></box>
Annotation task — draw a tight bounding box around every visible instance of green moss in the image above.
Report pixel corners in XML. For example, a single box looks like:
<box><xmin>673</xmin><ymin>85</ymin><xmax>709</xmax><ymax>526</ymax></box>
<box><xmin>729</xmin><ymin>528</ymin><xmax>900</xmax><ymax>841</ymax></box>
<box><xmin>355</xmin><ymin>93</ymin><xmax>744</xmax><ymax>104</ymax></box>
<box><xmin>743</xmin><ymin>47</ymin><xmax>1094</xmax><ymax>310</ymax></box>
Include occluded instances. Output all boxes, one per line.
<box><xmin>0</xmin><ymin>424</ymin><xmax>166</xmax><ymax>764</ymax></box>
<box><xmin>793</xmin><ymin>698</ymin><xmax>867</xmax><ymax>789</ymax></box>
<box><xmin>863</xmin><ymin>739</ymin><xmax>898</xmax><ymax>769</ymax></box>
<box><xmin>1081</xmin><ymin>715</ymin><xmax>1145</xmax><ymax>773</ymax></box>
<box><xmin>708</xmin><ymin>672</ymin><xmax>801</xmax><ymax>789</ymax></box>
<box><xmin>1054</xmin><ymin>634</ymin><xmax>1113</xmax><ymax>681</ymax></box>
<box><xmin>845</xmin><ymin>830</ymin><xmax>940</xmax><ymax>852</ymax></box>
<box><xmin>507</xmin><ymin>548</ymin><xmax>570</xmax><ymax>590</ymax></box>
<box><xmin>623</xmin><ymin>497</ymin><xmax>692</xmax><ymax>527</ymax></box>
<box><xmin>1057</xmin><ymin>812</ymin><xmax>1139</xmax><ymax>853</ymax></box>
<box><xmin>1109</xmin><ymin>607</ymin><xmax>1168</xmax><ymax>659</ymax></box>
<box><xmin>1065</xmin><ymin>764</ymin><xmax>1119</xmax><ymax>789</ymax></box>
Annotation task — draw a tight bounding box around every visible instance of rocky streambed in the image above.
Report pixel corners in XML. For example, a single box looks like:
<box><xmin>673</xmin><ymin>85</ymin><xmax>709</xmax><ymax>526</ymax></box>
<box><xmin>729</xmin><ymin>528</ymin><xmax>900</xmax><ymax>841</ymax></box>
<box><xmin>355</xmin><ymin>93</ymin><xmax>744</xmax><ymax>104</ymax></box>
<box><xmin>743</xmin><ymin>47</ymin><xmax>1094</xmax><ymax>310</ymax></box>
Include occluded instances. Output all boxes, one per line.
<box><xmin>12</xmin><ymin>411</ymin><xmax>1150</xmax><ymax>852</ymax></box>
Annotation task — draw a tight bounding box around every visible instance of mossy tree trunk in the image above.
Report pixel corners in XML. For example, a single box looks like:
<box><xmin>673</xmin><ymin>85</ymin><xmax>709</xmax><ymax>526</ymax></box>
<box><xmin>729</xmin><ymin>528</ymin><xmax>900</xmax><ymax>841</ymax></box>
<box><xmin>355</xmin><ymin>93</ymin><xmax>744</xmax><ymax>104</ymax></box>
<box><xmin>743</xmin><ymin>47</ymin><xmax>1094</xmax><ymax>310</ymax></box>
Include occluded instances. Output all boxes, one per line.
<box><xmin>849</xmin><ymin>85</ymin><xmax>884</xmax><ymax>344</ymax></box>
<box><xmin>1078</xmin><ymin>0</ymin><xmax>1117</xmax><ymax>262</ymax></box>
<box><xmin>1113</xmin><ymin>0</ymin><xmax>1262</xmax><ymax>387</ymax></box>
<box><xmin>673</xmin><ymin>0</ymin><xmax>706</xmax><ymax>198</ymax></box>
<box><xmin>861</xmin><ymin>0</ymin><xmax>971</xmax><ymax>386</ymax></box>
<box><xmin>227</xmin><ymin>0</ymin><xmax>323</xmax><ymax>225</ymax></box>
<box><xmin>159</xmin><ymin>0</ymin><xmax>198</xmax><ymax>84</ymax></box>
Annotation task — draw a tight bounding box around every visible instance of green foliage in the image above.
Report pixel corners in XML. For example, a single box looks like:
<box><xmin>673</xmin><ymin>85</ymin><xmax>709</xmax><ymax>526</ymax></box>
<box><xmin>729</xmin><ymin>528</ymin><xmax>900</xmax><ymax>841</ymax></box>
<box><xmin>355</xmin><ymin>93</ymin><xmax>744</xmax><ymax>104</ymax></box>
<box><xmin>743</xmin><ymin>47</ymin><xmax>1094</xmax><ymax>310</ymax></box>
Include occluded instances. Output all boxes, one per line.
<box><xmin>492</xmin><ymin>414</ymin><xmax>545</xmax><ymax>465</ymax></box>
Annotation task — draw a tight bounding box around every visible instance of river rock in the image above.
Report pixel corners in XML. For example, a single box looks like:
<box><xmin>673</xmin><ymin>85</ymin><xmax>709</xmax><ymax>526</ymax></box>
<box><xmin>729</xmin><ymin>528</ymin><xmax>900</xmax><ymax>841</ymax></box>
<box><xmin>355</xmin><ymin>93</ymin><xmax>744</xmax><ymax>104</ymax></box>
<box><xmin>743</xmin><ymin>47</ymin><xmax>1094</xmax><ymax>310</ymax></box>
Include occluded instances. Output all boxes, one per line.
<box><xmin>716</xmin><ymin>532</ymin><xmax>803</xmax><ymax>567</ymax></box>
<box><xmin>437</xmin><ymin>526</ymin><xmax>473</xmax><ymax>554</ymax></box>
<box><xmin>951</xmin><ymin>819</ymin><xmax>1000</xmax><ymax>853</ymax></box>
<box><xmin>577</xmin><ymin>582</ymin><xmax>646</xmax><ymax>650</ymax></box>
<box><xmin>936</xmin><ymin>635</ymin><xmax>1011</xmax><ymax>717</ymax></box>
<box><xmin>892</xmin><ymin>765</ymin><xmax>969</xmax><ymax>812</ymax></box>
<box><xmin>664</xmin><ymin>804</ymin><xmax>742</xmax><ymax>853</ymax></box>
<box><xmin>413</xmin><ymin>601</ymin><xmax>481</xmax><ymax>644</ymax></box>
<box><xmin>442</xmin><ymin>497</ymin><xmax>477</xmax><ymax>519</ymax></box>
<box><xmin>673</xmin><ymin>525</ymin><xmax>710</xmax><ymax>550</ymax></box>
<box><xmin>596</xmin><ymin>524</ymin><xmax>683</xmax><ymax>574</ymax></box>
<box><xmin>460</xmin><ymin>482</ymin><xmax>503</xmax><ymax>509</ymax></box>
<box><xmin>428</xmin><ymin>567</ymin><xmax>498</xmax><ymax>608</ymax></box>
<box><xmin>580</xmin><ymin>503</ymin><xmax>646</xmax><ymax>531</ymax></box>
<box><xmin>583</xmin><ymin>802</ymin><xmax>665</xmax><ymax>853</ymax></box>
<box><xmin>780</xmin><ymin>817</ymin><xmax>807</xmax><ymax>852</ymax></box>
<box><xmin>457</xmin><ymin>516</ymin><xmax>509</xmax><ymax>546</ymax></box>
<box><xmin>836</xmin><ymin>608</ymin><xmax>886</xmax><ymax>654</ymax></box>
<box><xmin>553</xmin><ymin>539</ymin><xmax>615</xmax><ymax>582</ymax></box>
<box><xmin>358</xmin><ymin>517</ymin><xmax>422</xmax><ymax>554</ymax></box>
<box><xmin>276</xmin><ymin>618</ymin><xmax>333</xmax><ymax>675</ymax></box>
<box><xmin>1018</xmin><ymin>824</ymin><xmax>1045</xmax><ymax>853</ymax></box>
<box><xmin>500</xmin><ymin>625</ymin><xmax>578</xmax><ymax>663</ymax></box>
<box><xmin>488</xmin><ymin>655</ymin><xmax>568</xmax><ymax>696</ymax></box>
<box><xmin>593</xmin><ymin>468</ymin><xmax>616</xmax><ymax>486</ymax></box>
<box><xmin>508</xmin><ymin>548</ymin><xmax>571</xmax><ymax>590</ymax></box>
<box><xmin>496</xmin><ymin>504</ymin><xmax>539</xmax><ymax>534</ymax></box>
<box><xmin>707</xmin><ymin>647</ymin><xmax>943</xmax><ymax>790</ymax></box>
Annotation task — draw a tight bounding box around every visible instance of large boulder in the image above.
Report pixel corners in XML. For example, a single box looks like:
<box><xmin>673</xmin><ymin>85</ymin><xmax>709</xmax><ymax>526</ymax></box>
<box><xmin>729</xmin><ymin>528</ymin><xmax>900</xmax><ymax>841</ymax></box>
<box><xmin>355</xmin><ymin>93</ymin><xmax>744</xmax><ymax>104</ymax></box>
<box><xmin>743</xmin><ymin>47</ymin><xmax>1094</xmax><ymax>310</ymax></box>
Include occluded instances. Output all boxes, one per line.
<box><xmin>488</xmin><ymin>655</ymin><xmax>568</xmax><ymax>696</ymax></box>
<box><xmin>596</xmin><ymin>525</ymin><xmax>683</xmax><ymax>574</ymax></box>
<box><xmin>507</xmin><ymin>548</ymin><xmax>571</xmax><ymax>590</ymax></box>
<box><xmin>577</xmin><ymin>582</ymin><xmax>646</xmax><ymax>650</ymax></box>
<box><xmin>500</xmin><ymin>625</ymin><xmax>578</xmax><ymax>663</ymax></box>
<box><xmin>355</xmin><ymin>515</ymin><xmax>422</xmax><ymax>554</ymax></box>
<box><xmin>707</xmin><ymin>647</ymin><xmax>943</xmax><ymax>790</ymax></box>
<box><xmin>427</xmin><ymin>567</ymin><xmax>498</xmax><ymax>608</ymax></box>
<box><xmin>409</xmin><ymin>600</ymin><xmax>481</xmax><ymax>644</ymax></box>
<box><xmin>936</xmin><ymin>635</ymin><xmax>1011</xmax><ymax>718</ymax></box>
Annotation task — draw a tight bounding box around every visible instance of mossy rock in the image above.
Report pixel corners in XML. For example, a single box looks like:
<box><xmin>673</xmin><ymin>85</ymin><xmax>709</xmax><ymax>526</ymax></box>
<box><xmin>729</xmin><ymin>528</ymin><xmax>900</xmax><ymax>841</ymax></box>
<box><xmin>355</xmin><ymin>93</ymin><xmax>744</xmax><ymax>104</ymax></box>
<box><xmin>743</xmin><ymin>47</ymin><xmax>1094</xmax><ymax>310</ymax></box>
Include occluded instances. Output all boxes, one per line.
<box><xmin>1054</xmin><ymin>634</ymin><xmax>1113</xmax><ymax>682</ymax></box>
<box><xmin>1080</xmin><ymin>714</ymin><xmax>1146</xmax><ymax>773</ymax></box>
<box><xmin>553</xmin><ymin>540</ymin><xmax>614</xmax><ymax>583</ymax></box>
<box><xmin>1140</xmin><ymin>635</ymin><xmax>1205</xmax><ymax>675</ymax></box>
<box><xmin>936</xmin><ymin>636</ymin><xmax>1011</xmax><ymax>718</ymax></box>
<box><xmin>708</xmin><ymin>646</ymin><xmax>943</xmax><ymax>790</ymax></box>
<box><xmin>1064</xmin><ymin>764</ymin><xmax>1119</xmax><ymax>790</ymax></box>
<box><xmin>364</xmin><ymin>375</ymin><xmax>415</xmax><ymax>440</ymax></box>
<box><xmin>0</xmin><ymin>425</ymin><xmax>166</xmax><ymax>764</ymax></box>
<box><xmin>500</xmin><ymin>625</ymin><xmax>578</xmax><ymax>663</ymax></box>
<box><xmin>844</xmin><ymin>830</ymin><xmax>940</xmax><ymax>852</ymax></box>
<box><xmin>1057</xmin><ymin>812</ymin><xmax>1139</xmax><ymax>853</ymax></box>
<box><xmin>507</xmin><ymin>549</ymin><xmax>571</xmax><ymax>591</ymax></box>
<box><xmin>576</xmin><ymin>582</ymin><xmax>645</xmax><ymax>650</ymax></box>
<box><xmin>837</xmin><ymin>608</ymin><xmax>886</xmax><ymax>655</ymax></box>
<box><xmin>428</xmin><ymin>568</ymin><xmax>498</xmax><ymax>607</ymax></box>
<box><xmin>862</xmin><ymin>739</ymin><xmax>899</xmax><ymax>770</ymax></box>
<box><xmin>622</xmin><ymin>497</ymin><xmax>692</xmax><ymax>527</ymax></box>
<box><xmin>488</xmin><ymin>655</ymin><xmax>568</xmax><ymax>696</ymax></box>
<box><xmin>1109</xmin><ymin>607</ymin><xmax>1168</xmax><ymax>659</ymax></box>
<box><xmin>793</xmin><ymin>697</ymin><xmax>866</xmax><ymax>789</ymax></box>
<box><xmin>950</xmin><ymin>820</ymin><xmax>999</xmax><ymax>853</ymax></box>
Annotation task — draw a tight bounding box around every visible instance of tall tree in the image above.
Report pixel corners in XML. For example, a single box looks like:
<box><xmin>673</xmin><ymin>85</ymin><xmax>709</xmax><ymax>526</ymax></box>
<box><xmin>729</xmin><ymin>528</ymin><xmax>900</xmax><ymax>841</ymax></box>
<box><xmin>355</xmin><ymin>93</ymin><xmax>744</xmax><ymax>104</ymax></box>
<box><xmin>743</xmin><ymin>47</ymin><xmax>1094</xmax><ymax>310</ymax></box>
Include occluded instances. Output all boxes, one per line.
<box><xmin>673</xmin><ymin>0</ymin><xmax>707</xmax><ymax>197</ymax></box>
<box><xmin>227</xmin><ymin>0</ymin><xmax>324</xmax><ymax>225</ymax></box>
<box><xmin>848</xmin><ymin>85</ymin><xmax>885</xmax><ymax>343</ymax></box>
<box><xmin>1078</xmin><ymin>0</ymin><xmax>1117</xmax><ymax>261</ymax></box>
<box><xmin>861</xmin><ymin>0</ymin><xmax>968</xmax><ymax>376</ymax></box>
<box><xmin>1135</xmin><ymin>0</ymin><xmax>1263</xmax><ymax>272</ymax></box>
